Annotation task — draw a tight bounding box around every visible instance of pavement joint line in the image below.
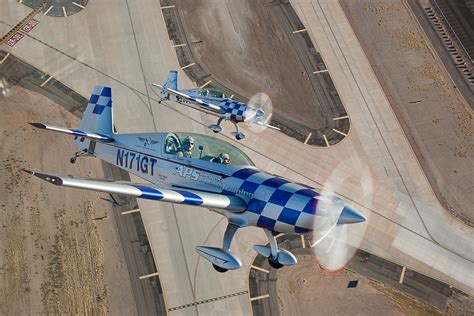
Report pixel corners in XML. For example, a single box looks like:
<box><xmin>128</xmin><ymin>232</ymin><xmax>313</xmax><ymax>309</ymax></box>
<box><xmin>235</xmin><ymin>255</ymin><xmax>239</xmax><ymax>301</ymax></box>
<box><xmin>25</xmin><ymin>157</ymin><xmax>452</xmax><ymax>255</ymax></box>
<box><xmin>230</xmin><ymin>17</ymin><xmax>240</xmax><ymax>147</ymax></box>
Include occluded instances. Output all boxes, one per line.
<box><xmin>121</xmin><ymin>208</ymin><xmax>140</xmax><ymax>215</ymax></box>
<box><xmin>250</xmin><ymin>294</ymin><xmax>270</xmax><ymax>302</ymax></box>
<box><xmin>72</xmin><ymin>2</ymin><xmax>85</xmax><ymax>9</ymax></box>
<box><xmin>40</xmin><ymin>75</ymin><xmax>52</xmax><ymax>87</ymax></box>
<box><xmin>171</xmin><ymin>43</ymin><xmax>186</xmax><ymax>48</ymax></box>
<box><xmin>7</xmin><ymin>25</ymin><xmax>471</xmax><ymax>263</ymax></box>
<box><xmin>181</xmin><ymin>62</ymin><xmax>195</xmax><ymax>70</ymax></box>
<box><xmin>138</xmin><ymin>271</ymin><xmax>159</xmax><ymax>280</ymax></box>
<box><xmin>168</xmin><ymin>291</ymin><xmax>248</xmax><ymax>311</ymax></box>
<box><xmin>333</xmin><ymin>115</ymin><xmax>349</xmax><ymax>120</ymax></box>
<box><xmin>323</xmin><ymin>134</ymin><xmax>330</xmax><ymax>147</ymax></box>
<box><xmin>399</xmin><ymin>266</ymin><xmax>407</xmax><ymax>284</ymax></box>
<box><xmin>300</xmin><ymin>234</ymin><xmax>306</xmax><ymax>248</ymax></box>
<box><xmin>332</xmin><ymin>128</ymin><xmax>347</xmax><ymax>137</ymax></box>
<box><xmin>199</xmin><ymin>80</ymin><xmax>212</xmax><ymax>89</ymax></box>
<box><xmin>62</xmin><ymin>6</ymin><xmax>67</xmax><ymax>17</ymax></box>
<box><xmin>0</xmin><ymin>3</ymin><xmax>44</xmax><ymax>45</ymax></box>
<box><xmin>161</xmin><ymin>5</ymin><xmax>176</xmax><ymax>10</ymax></box>
<box><xmin>251</xmin><ymin>265</ymin><xmax>270</xmax><ymax>274</ymax></box>
<box><xmin>292</xmin><ymin>28</ymin><xmax>307</xmax><ymax>34</ymax></box>
<box><xmin>304</xmin><ymin>132</ymin><xmax>312</xmax><ymax>144</ymax></box>
<box><xmin>44</xmin><ymin>5</ymin><xmax>53</xmax><ymax>15</ymax></box>
<box><xmin>0</xmin><ymin>53</ymin><xmax>10</xmax><ymax>64</ymax></box>
<box><xmin>313</xmin><ymin>69</ymin><xmax>328</xmax><ymax>74</ymax></box>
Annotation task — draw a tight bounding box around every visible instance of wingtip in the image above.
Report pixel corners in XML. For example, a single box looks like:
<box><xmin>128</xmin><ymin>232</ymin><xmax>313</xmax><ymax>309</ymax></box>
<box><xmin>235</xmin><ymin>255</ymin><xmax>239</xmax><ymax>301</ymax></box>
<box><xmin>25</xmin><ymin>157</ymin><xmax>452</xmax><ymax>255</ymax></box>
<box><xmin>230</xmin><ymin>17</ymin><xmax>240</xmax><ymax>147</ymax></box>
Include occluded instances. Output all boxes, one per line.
<box><xmin>21</xmin><ymin>168</ymin><xmax>34</xmax><ymax>175</ymax></box>
<box><xmin>29</xmin><ymin>122</ymin><xmax>46</xmax><ymax>129</ymax></box>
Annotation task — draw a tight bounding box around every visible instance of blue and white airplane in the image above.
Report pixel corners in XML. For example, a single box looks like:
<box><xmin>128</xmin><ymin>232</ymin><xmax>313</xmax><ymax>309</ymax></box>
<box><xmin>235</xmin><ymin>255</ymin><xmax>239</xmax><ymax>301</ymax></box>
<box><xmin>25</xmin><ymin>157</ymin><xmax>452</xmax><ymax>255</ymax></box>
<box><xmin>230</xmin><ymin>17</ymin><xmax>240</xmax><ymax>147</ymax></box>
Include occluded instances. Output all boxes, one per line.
<box><xmin>25</xmin><ymin>86</ymin><xmax>366</xmax><ymax>272</ymax></box>
<box><xmin>151</xmin><ymin>71</ymin><xmax>279</xmax><ymax>140</ymax></box>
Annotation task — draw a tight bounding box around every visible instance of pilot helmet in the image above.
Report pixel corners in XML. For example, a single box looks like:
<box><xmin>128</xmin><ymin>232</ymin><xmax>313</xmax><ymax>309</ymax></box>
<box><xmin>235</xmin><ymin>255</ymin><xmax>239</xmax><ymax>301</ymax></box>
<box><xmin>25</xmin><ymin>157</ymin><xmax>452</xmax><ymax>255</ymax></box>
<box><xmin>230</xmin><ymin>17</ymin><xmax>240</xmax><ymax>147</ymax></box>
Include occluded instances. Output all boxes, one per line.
<box><xmin>182</xmin><ymin>136</ymin><xmax>195</xmax><ymax>150</ymax></box>
<box><xmin>220</xmin><ymin>153</ymin><xmax>230</xmax><ymax>164</ymax></box>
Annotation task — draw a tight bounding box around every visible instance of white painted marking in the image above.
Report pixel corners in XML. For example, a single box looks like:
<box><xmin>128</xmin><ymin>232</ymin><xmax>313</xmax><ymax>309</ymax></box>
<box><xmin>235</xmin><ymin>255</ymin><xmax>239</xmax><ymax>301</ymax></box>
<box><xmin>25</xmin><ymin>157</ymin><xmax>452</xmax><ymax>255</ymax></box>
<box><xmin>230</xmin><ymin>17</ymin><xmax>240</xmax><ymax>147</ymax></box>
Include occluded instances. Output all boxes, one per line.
<box><xmin>121</xmin><ymin>209</ymin><xmax>140</xmax><ymax>215</ymax></box>
<box><xmin>181</xmin><ymin>62</ymin><xmax>195</xmax><ymax>70</ymax></box>
<box><xmin>251</xmin><ymin>265</ymin><xmax>270</xmax><ymax>274</ymax></box>
<box><xmin>172</xmin><ymin>43</ymin><xmax>186</xmax><ymax>48</ymax></box>
<box><xmin>304</xmin><ymin>132</ymin><xmax>312</xmax><ymax>145</ymax></box>
<box><xmin>332</xmin><ymin>128</ymin><xmax>347</xmax><ymax>137</ymax></box>
<box><xmin>40</xmin><ymin>75</ymin><xmax>52</xmax><ymax>87</ymax></box>
<box><xmin>161</xmin><ymin>5</ymin><xmax>176</xmax><ymax>9</ymax></box>
<box><xmin>0</xmin><ymin>53</ymin><xmax>10</xmax><ymax>64</ymax></box>
<box><xmin>72</xmin><ymin>2</ymin><xmax>85</xmax><ymax>9</ymax></box>
<box><xmin>44</xmin><ymin>5</ymin><xmax>53</xmax><ymax>15</ymax></box>
<box><xmin>399</xmin><ymin>266</ymin><xmax>407</xmax><ymax>284</ymax></box>
<box><xmin>250</xmin><ymin>294</ymin><xmax>270</xmax><ymax>302</ymax></box>
<box><xmin>292</xmin><ymin>28</ymin><xmax>307</xmax><ymax>34</ymax></box>
<box><xmin>199</xmin><ymin>80</ymin><xmax>212</xmax><ymax>89</ymax></box>
<box><xmin>138</xmin><ymin>271</ymin><xmax>159</xmax><ymax>280</ymax></box>
<box><xmin>333</xmin><ymin>115</ymin><xmax>349</xmax><ymax>121</ymax></box>
<box><xmin>313</xmin><ymin>69</ymin><xmax>328</xmax><ymax>74</ymax></box>
<box><xmin>323</xmin><ymin>134</ymin><xmax>330</xmax><ymax>147</ymax></box>
<box><xmin>62</xmin><ymin>6</ymin><xmax>67</xmax><ymax>17</ymax></box>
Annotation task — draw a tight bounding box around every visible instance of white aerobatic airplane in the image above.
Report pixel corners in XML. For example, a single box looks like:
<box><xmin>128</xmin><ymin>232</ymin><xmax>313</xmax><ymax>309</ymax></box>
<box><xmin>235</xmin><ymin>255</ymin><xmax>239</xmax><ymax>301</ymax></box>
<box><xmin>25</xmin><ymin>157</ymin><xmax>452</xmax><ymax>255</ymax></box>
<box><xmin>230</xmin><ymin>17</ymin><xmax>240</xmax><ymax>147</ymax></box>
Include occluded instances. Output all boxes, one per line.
<box><xmin>25</xmin><ymin>85</ymin><xmax>366</xmax><ymax>272</ymax></box>
<box><xmin>151</xmin><ymin>71</ymin><xmax>280</xmax><ymax>140</ymax></box>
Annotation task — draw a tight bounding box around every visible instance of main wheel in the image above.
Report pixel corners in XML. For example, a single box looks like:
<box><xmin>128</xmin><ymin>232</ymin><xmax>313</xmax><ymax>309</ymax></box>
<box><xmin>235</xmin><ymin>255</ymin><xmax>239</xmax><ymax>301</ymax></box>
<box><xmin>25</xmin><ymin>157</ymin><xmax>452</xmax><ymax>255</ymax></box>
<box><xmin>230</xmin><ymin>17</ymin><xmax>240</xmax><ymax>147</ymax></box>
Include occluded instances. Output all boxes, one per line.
<box><xmin>212</xmin><ymin>264</ymin><xmax>228</xmax><ymax>273</ymax></box>
<box><xmin>268</xmin><ymin>257</ymin><xmax>284</xmax><ymax>269</ymax></box>
<box><xmin>70</xmin><ymin>157</ymin><xmax>76</xmax><ymax>164</ymax></box>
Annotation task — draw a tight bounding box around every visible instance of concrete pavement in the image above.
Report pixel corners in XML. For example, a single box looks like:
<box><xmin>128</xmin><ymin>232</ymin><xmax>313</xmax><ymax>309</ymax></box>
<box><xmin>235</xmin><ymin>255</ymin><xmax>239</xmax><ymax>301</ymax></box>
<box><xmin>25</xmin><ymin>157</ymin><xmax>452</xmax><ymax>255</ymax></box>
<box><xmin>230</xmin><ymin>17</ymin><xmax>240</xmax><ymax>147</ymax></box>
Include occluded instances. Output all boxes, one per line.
<box><xmin>1</xmin><ymin>0</ymin><xmax>473</xmax><ymax>314</ymax></box>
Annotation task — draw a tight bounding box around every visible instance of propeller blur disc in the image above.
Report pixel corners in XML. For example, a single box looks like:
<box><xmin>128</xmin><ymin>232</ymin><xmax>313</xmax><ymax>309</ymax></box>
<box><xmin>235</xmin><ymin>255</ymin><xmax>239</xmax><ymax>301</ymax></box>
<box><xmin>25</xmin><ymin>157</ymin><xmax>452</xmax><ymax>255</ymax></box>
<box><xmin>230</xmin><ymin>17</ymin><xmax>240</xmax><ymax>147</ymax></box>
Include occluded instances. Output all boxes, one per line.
<box><xmin>246</xmin><ymin>92</ymin><xmax>273</xmax><ymax>134</ymax></box>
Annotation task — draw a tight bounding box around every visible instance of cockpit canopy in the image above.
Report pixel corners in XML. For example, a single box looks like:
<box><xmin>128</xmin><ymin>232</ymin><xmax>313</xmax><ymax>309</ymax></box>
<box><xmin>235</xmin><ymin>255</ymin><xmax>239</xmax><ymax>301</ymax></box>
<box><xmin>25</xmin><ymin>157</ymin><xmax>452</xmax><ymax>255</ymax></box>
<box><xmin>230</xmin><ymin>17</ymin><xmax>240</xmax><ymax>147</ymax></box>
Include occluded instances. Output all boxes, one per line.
<box><xmin>163</xmin><ymin>132</ymin><xmax>254</xmax><ymax>166</ymax></box>
<box><xmin>193</xmin><ymin>88</ymin><xmax>228</xmax><ymax>99</ymax></box>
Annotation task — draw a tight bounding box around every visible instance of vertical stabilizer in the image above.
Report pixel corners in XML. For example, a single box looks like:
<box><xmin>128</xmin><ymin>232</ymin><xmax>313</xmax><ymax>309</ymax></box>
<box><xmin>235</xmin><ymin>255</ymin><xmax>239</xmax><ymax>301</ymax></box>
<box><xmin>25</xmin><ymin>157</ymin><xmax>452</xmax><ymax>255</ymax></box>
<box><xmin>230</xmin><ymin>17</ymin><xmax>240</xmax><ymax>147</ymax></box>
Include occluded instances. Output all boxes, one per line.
<box><xmin>75</xmin><ymin>86</ymin><xmax>113</xmax><ymax>148</ymax></box>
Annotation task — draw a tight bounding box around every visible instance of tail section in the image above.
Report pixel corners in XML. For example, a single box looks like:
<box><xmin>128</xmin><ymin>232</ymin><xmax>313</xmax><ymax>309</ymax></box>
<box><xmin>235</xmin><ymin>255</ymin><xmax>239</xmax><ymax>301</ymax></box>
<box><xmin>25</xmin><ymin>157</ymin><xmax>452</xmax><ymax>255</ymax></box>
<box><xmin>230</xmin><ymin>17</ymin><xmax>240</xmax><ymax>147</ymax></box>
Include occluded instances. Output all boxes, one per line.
<box><xmin>163</xmin><ymin>70</ymin><xmax>178</xmax><ymax>90</ymax></box>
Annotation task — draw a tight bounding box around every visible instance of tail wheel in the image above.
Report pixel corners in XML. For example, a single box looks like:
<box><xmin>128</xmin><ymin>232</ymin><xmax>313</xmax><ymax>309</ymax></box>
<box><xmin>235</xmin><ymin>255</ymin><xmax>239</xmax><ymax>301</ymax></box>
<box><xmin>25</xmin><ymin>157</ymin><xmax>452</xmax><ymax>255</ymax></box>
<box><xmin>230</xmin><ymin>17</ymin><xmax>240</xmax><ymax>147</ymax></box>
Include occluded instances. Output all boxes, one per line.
<box><xmin>268</xmin><ymin>257</ymin><xmax>283</xmax><ymax>269</ymax></box>
<box><xmin>212</xmin><ymin>264</ymin><xmax>228</xmax><ymax>273</ymax></box>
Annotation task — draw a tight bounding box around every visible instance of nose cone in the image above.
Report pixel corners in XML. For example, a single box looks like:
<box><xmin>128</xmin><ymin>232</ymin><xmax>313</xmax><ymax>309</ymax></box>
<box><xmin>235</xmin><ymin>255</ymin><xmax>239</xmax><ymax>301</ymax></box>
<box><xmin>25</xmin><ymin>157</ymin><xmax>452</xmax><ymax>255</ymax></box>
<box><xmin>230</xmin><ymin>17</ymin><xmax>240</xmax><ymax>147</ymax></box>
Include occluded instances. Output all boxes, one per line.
<box><xmin>337</xmin><ymin>205</ymin><xmax>367</xmax><ymax>225</ymax></box>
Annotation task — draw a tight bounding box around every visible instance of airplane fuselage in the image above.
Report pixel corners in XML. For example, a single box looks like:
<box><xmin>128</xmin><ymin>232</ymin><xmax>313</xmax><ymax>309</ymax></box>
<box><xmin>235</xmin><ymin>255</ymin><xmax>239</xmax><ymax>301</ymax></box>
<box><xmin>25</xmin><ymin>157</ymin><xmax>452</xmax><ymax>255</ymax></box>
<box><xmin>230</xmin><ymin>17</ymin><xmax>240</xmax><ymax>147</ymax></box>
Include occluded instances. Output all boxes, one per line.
<box><xmin>91</xmin><ymin>133</ymin><xmax>342</xmax><ymax>234</ymax></box>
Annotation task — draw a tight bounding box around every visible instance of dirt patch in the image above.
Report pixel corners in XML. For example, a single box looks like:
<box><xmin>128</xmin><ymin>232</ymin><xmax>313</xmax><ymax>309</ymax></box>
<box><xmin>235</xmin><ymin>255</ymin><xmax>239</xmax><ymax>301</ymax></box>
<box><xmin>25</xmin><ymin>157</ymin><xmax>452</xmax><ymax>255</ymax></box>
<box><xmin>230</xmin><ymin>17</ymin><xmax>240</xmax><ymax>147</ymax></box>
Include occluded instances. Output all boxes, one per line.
<box><xmin>341</xmin><ymin>0</ymin><xmax>474</xmax><ymax>225</ymax></box>
<box><xmin>0</xmin><ymin>86</ymin><xmax>136</xmax><ymax>315</ymax></box>
<box><xmin>276</xmin><ymin>254</ymin><xmax>442</xmax><ymax>315</ymax></box>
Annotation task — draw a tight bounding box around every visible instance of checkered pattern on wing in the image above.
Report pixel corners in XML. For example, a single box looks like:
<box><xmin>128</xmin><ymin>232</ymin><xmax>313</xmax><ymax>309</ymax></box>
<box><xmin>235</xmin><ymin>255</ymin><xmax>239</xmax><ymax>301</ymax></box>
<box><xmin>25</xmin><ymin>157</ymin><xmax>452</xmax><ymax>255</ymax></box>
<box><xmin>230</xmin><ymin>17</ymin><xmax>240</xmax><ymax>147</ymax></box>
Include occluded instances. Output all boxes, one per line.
<box><xmin>229</xmin><ymin>168</ymin><xmax>321</xmax><ymax>234</ymax></box>
<box><xmin>88</xmin><ymin>86</ymin><xmax>112</xmax><ymax>115</ymax></box>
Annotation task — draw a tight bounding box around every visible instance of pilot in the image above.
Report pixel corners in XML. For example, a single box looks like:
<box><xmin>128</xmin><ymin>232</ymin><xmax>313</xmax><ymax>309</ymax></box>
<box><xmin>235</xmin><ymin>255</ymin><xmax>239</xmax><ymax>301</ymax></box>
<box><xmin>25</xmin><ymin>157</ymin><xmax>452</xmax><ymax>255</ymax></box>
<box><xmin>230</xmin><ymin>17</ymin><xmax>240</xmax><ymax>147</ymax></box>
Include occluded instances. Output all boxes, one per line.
<box><xmin>212</xmin><ymin>153</ymin><xmax>230</xmax><ymax>165</ymax></box>
<box><xmin>176</xmin><ymin>136</ymin><xmax>195</xmax><ymax>158</ymax></box>
<box><xmin>165</xmin><ymin>135</ymin><xmax>180</xmax><ymax>154</ymax></box>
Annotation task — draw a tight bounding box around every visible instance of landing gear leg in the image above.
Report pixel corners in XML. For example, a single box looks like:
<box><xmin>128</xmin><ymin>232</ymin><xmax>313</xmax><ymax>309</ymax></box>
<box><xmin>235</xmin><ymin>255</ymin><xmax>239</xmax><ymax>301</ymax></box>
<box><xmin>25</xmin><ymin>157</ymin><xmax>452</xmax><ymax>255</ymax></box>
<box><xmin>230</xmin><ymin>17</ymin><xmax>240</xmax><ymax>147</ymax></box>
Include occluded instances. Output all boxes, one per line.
<box><xmin>265</xmin><ymin>230</ymin><xmax>284</xmax><ymax>269</ymax></box>
<box><xmin>212</xmin><ymin>223</ymin><xmax>239</xmax><ymax>273</ymax></box>
<box><xmin>254</xmin><ymin>230</ymin><xmax>297</xmax><ymax>269</ymax></box>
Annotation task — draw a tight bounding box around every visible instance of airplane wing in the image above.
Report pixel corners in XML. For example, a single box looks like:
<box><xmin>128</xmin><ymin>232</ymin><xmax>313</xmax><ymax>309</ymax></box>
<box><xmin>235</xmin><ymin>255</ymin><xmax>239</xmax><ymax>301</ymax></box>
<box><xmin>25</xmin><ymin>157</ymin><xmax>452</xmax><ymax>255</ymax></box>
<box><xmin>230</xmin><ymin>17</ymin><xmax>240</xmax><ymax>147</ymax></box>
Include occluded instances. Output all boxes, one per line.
<box><xmin>29</xmin><ymin>123</ymin><xmax>114</xmax><ymax>143</ymax></box>
<box><xmin>151</xmin><ymin>83</ymin><xmax>223</xmax><ymax>112</ymax></box>
<box><xmin>23</xmin><ymin>169</ymin><xmax>246</xmax><ymax>212</ymax></box>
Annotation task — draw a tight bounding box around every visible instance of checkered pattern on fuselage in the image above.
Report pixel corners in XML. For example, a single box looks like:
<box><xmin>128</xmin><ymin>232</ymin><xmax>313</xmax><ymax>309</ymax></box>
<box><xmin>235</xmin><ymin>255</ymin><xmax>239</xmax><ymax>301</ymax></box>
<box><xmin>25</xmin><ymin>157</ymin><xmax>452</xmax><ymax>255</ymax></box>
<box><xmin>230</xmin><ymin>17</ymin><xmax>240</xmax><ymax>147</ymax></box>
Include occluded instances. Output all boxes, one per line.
<box><xmin>88</xmin><ymin>86</ymin><xmax>112</xmax><ymax>115</ymax></box>
<box><xmin>219</xmin><ymin>100</ymin><xmax>248</xmax><ymax>122</ymax></box>
<box><xmin>222</xmin><ymin>168</ymin><xmax>323</xmax><ymax>234</ymax></box>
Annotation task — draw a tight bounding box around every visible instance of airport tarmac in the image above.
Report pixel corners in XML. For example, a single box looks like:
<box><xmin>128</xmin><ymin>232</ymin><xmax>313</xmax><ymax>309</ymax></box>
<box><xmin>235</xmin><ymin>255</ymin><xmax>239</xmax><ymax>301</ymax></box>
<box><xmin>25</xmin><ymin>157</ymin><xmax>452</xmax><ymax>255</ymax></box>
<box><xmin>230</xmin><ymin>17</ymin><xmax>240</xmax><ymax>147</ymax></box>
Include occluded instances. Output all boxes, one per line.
<box><xmin>1</xmin><ymin>0</ymin><xmax>473</xmax><ymax>314</ymax></box>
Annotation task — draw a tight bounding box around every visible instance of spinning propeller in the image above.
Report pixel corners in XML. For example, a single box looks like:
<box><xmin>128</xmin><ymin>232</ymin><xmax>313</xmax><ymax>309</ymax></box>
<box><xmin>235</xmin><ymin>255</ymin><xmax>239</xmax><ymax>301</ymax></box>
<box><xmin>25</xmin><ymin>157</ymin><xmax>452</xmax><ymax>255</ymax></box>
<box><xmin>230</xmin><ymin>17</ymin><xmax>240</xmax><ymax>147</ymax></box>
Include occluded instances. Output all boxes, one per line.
<box><xmin>245</xmin><ymin>93</ymin><xmax>279</xmax><ymax>133</ymax></box>
<box><xmin>310</xmin><ymin>159</ymin><xmax>372</xmax><ymax>271</ymax></box>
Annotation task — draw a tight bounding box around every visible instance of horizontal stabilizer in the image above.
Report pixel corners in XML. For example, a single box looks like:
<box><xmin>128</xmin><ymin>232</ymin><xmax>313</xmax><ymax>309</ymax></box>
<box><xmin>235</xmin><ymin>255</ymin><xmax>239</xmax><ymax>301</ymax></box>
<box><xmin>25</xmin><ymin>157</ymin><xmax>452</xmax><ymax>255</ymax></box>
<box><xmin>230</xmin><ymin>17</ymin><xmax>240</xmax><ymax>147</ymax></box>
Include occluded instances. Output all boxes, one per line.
<box><xmin>23</xmin><ymin>169</ymin><xmax>246</xmax><ymax>212</ymax></box>
<box><xmin>29</xmin><ymin>122</ymin><xmax>114</xmax><ymax>143</ymax></box>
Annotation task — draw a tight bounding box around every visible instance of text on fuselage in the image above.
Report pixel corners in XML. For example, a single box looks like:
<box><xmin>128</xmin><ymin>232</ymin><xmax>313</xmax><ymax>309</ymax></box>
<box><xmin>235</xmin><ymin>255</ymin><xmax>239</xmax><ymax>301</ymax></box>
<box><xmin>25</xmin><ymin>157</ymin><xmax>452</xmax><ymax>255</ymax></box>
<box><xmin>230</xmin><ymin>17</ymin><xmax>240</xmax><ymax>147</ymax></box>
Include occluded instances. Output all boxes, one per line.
<box><xmin>116</xmin><ymin>149</ymin><xmax>157</xmax><ymax>176</ymax></box>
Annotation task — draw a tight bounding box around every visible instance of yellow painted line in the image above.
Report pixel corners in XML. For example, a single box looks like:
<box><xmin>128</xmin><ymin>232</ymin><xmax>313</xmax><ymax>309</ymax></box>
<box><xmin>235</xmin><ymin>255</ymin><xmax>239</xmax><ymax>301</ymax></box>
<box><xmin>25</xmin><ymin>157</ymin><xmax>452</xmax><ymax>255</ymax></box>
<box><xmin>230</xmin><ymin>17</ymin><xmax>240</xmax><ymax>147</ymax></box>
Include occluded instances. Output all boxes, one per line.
<box><xmin>250</xmin><ymin>294</ymin><xmax>270</xmax><ymax>302</ymax></box>
<box><xmin>72</xmin><ymin>2</ymin><xmax>85</xmax><ymax>9</ymax></box>
<box><xmin>62</xmin><ymin>6</ymin><xmax>67</xmax><ymax>17</ymax></box>
<box><xmin>0</xmin><ymin>3</ymin><xmax>45</xmax><ymax>45</ymax></box>
<box><xmin>172</xmin><ymin>43</ymin><xmax>186</xmax><ymax>48</ymax></box>
<box><xmin>323</xmin><ymin>134</ymin><xmax>330</xmax><ymax>147</ymax></box>
<box><xmin>181</xmin><ymin>62</ymin><xmax>195</xmax><ymax>70</ymax></box>
<box><xmin>251</xmin><ymin>265</ymin><xmax>270</xmax><ymax>274</ymax></box>
<box><xmin>300</xmin><ymin>234</ymin><xmax>306</xmax><ymax>248</ymax></box>
<box><xmin>304</xmin><ymin>132</ymin><xmax>312</xmax><ymax>144</ymax></box>
<box><xmin>292</xmin><ymin>28</ymin><xmax>307</xmax><ymax>34</ymax></box>
<box><xmin>161</xmin><ymin>5</ymin><xmax>176</xmax><ymax>9</ymax></box>
<box><xmin>399</xmin><ymin>266</ymin><xmax>406</xmax><ymax>284</ymax></box>
<box><xmin>0</xmin><ymin>53</ymin><xmax>10</xmax><ymax>64</ymax></box>
<box><xmin>44</xmin><ymin>5</ymin><xmax>54</xmax><ymax>15</ymax></box>
<box><xmin>121</xmin><ymin>209</ymin><xmax>140</xmax><ymax>215</ymax></box>
<box><xmin>333</xmin><ymin>115</ymin><xmax>349</xmax><ymax>121</ymax></box>
<box><xmin>332</xmin><ymin>128</ymin><xmax>347</xmax><ymax>137</ymax></box>
<box><xmin>139</xmin><ymin>272</ymin><xmax>159</xmax><ymax>280</ymax></box>
<box><xmin>313</xmin><ymin>69</ymin><xmax>328</xmax><ymax>74</ymax></box>
<box><xmin>199</xmin><ymin>80</ymin><xmax>212</xmax><ymax>89</ymax></box>
<box><xmin>40</xmin><ymin>75</ymin><xmax>52</xmax><ymax>87</ymax></box>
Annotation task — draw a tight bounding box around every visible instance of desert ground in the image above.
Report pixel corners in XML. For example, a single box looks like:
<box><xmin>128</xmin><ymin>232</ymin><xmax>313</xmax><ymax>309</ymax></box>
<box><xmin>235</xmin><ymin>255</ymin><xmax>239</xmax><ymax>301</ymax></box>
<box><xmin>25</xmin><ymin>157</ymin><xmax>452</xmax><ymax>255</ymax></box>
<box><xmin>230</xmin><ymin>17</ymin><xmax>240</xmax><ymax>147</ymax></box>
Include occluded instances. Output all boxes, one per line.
<box><xmin>0</xmin><ymin>85</ymin><xmax>137</xmax><ymax>315</ymax></box>
<box><xmin>276</xmin><ymin>254</ymin><xmax>442</xmax><ymax>315</ymax></box>
<box><xmin>340</xmin><ymin>0</ymin><xmax>474</xmax><ymax>225</ymax></box>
